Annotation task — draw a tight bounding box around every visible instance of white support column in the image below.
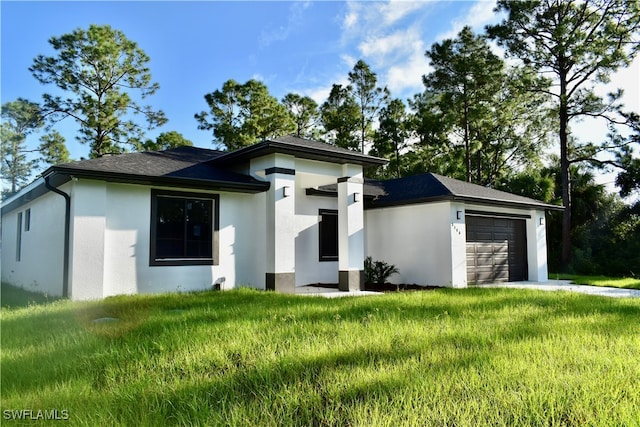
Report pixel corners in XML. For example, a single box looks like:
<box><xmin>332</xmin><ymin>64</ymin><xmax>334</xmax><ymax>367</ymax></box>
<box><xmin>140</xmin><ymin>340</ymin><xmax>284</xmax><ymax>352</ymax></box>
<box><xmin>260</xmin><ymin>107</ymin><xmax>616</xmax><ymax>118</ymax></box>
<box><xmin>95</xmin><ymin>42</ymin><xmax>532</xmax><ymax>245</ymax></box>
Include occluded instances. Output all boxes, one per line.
<box><xmin>337</xmin><ymin>167</ymin><xmax>364</xmax><ymax>291</ymax></box>
<box><xmin>527</xmin><ymin>209</ymin><xmax>549</xmax><ymax>282</ymax></box>
<box><xmin>261</xmin><ymin>155</ymin><xmax>296</xmax><ymax>293</ymax></box>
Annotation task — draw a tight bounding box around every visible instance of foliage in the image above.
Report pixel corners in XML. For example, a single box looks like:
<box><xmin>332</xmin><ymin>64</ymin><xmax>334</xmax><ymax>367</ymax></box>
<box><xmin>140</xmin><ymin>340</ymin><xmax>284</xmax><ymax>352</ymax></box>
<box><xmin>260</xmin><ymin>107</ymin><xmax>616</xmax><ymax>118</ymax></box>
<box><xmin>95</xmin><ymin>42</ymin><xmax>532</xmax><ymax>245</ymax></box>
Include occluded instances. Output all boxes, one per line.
<box><xmin>282</xmin><ymin>93</ymin><xmax>320</xmax><ymax>139</ymax></box>
<box><xmin>142</xmin><ymin>131</ymin><xmax>193</xmax><ymax>152</ymax></box>
<box><xmin>545</xmin><ymin>162</ymin><xmax>640</xmax><ymax>276</ymax></box>
<box><xmin>1</xmin><ymin>99</ymin><xmax>72</xmax><ymax>197</ymax></box>
<box><xmin>348</xmin><ymin>59</ymin><xmax>390</xmax><ymax>153</ymax></box>
<box><xmin>488</xmin><ymin>0</ymin><xmax>640</xmax><ymax>268</ymax></box>
<box><xmin>1</xmin><ymin>99</ymin><xmax>46</xmax><ymax>196</ymax></box>
<box><xmin>370</xmin><ymin>98</ymin><xmax>411</xmax><ymax>179</ymax></box>
<box><xmin>2</xmin><ymin>287</ymin><xmax>640</xmax><ymax>426</ymax></box>
<box><xmin>497</xmin><ymin>170</ymin><xmax>557</xmax><ymax>204</ymax></box>
<box><xmin>30</xmin><ymin>24</ymin><xmax>167</xmax><ymax>158</ymax></box>
<box><xmin>196</xmin><ymin>79</ymin><xmax>295</xmax><ymax>151</ymax></box>
<box><xmin>38</xmin><ymin>130</ymin><xmax>70</xmax><ymax>165</ymax></box>
<box><xmin>612</xmin><ymin>112</ymin><xmax>640</xmax><ymax>197</ymax></box>
<box><xmin>320</xmin><ymin>84</ymin><xmax>361</xmax><ymax>151</ymax></box>
<box><xmin>364</xmin><ymin>256</ymin><xmax>399</xmax><ymax>287</ymax></box>
<box><xmin>421</xmin><ymin>26</ymin><xmax>552</xmax><ymax>186</ymax></box>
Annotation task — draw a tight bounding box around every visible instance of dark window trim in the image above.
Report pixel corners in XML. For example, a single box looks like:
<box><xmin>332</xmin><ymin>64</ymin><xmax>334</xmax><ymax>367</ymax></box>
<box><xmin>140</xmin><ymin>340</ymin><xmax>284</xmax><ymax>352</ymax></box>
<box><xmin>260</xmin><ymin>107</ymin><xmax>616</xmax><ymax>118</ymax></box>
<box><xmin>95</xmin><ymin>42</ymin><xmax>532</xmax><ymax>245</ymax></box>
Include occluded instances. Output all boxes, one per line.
<box><xmin>150</xmin><ymin>189</ymin><xmax>220</xmax><ymax>267</ymax></box>
<box><xmin>318</xmin><ymin>209</ymin><xmax>338</xmax><ymax>262</ymax></box>
<box><xmin>16</xmin><ymin>212</ymin><xmax>23</xmax><ymax>262</ymax></box>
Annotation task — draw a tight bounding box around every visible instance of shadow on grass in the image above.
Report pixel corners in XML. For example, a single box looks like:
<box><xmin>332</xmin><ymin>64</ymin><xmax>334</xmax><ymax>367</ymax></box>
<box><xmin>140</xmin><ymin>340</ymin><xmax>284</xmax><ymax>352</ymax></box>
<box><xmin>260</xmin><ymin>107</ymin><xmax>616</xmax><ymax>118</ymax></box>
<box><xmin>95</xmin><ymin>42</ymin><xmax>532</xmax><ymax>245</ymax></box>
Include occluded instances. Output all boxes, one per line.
<box><xmin>1</xmin><ymin>283</ymin><xmax>63</xmax><ymax>309</ymax></box>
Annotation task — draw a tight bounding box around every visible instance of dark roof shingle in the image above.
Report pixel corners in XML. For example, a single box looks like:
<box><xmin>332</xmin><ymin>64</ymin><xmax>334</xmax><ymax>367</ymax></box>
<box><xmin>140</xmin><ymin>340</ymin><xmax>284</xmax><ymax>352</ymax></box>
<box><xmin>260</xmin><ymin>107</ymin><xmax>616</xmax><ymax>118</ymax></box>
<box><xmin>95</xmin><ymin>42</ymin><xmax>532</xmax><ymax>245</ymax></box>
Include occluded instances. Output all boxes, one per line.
<box><xmin>309</xmin><ymin>172</ymin><xmax>562</xmax><ymax>211</ymax></box>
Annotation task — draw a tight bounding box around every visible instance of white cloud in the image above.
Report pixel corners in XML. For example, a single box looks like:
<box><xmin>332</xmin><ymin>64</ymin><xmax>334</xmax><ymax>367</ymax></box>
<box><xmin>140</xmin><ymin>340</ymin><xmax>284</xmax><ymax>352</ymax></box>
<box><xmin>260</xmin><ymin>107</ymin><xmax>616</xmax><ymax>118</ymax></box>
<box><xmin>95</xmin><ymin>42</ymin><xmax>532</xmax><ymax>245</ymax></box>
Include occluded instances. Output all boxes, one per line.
<box><xmin>436</xmin><ymin>0</ymin><xmax>501</xmax><ymax>41</ymax></box>
<box><xmin>343</xmin><ymin>10</ymin><xmax>358</xmax><ymax>29</ymax></box>
<box><xmin>259</xmin><ymin>1</ymin><xmax>311</xmax><ymax>47</ymax></box>
<box><xmin>385</xmin><ymin>41</ymin><xmax>431</xmax><ymax>95</ymax></box>
<box><xmin>359</xmin><ymin>27</ymin><xmax>417</xmax><ymax>64</ymax></box>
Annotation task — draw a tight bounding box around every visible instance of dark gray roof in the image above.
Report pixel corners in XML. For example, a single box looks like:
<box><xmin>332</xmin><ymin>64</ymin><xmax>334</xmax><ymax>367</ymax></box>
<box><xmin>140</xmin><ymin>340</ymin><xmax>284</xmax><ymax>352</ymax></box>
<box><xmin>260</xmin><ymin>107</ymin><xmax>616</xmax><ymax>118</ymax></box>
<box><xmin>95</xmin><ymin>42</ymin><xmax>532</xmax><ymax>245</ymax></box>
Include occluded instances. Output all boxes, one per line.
<box><xmin>43</xmin><ymin>146</ymin><xmax>270</xmax><ymax>193</ymax></box>
<box><xmin>212</xmin><ymin>135</ymin><xmax>387</xmax><ymax>167</ymax></box>
<box><xmin>309</xmin><ymin>172</ymin><xmax>562</xmax><ymax>211</ymax></box>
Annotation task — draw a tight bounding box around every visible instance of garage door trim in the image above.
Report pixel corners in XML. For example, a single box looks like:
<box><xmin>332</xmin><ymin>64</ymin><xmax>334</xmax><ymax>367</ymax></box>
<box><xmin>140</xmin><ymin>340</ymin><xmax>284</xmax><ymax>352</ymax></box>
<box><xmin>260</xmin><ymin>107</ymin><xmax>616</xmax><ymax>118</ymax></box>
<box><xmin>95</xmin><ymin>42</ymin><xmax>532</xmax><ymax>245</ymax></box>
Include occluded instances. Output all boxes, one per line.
<box><xmin>465</xmin><ymin>209</ymin><xmax>531</xmax><ymax>220</ymax></box>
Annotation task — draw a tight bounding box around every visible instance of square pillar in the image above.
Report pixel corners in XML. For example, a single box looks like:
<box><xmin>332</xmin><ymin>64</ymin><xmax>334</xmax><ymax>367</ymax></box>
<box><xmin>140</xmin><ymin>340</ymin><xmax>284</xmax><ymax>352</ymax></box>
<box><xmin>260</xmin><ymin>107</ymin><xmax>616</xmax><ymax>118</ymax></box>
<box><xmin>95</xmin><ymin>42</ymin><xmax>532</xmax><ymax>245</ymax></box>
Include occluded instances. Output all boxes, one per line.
<box><xmin>260</xmin><ymin>155</ymin><xmax>296</xmax><ymax>293</ymax></box>
<box><xmin>337</xmin><ymin>171</ymin><xmax>364</xmax><ymax>291</ymax></box>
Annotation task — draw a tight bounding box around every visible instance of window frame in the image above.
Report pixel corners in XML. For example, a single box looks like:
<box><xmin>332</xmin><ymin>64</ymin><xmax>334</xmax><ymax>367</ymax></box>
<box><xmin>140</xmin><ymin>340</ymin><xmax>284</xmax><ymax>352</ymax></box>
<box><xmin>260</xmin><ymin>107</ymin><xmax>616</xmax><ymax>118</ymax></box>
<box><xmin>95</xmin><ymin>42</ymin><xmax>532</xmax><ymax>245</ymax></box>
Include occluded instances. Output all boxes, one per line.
<box><xmin>318</xmin><ymin>209</ymin><xmax>339</xmax><ymax>262</ymax></box>
<box><xmin>16</xmin><ymin>212</ymin><xmax>23</xmax><ymax>262</ymax></box>
<box><xmin>24</xmin><ymin>208</ymin><xmax>31</xmax><ymax>231</ymax></box>
<box><xmin>149</xmin><ymin>189</ymin><xmax>219</xmax><ymax>267</ymax></box>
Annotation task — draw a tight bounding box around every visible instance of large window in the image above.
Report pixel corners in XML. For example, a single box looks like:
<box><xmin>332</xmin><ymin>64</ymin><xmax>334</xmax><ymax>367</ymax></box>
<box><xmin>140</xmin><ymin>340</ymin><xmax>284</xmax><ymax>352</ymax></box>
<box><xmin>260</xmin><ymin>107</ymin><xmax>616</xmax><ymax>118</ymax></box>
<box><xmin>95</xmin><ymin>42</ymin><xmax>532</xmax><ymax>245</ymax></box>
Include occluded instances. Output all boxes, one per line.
<box><xmin>150</xmin><ymin>190</ymin><xmax>219</xmax><ymax>266</ymax></box>
<box><xmin>319</xmin><ymin>209</ymin><xmax>338</xmax><ymax>261</ymax></box>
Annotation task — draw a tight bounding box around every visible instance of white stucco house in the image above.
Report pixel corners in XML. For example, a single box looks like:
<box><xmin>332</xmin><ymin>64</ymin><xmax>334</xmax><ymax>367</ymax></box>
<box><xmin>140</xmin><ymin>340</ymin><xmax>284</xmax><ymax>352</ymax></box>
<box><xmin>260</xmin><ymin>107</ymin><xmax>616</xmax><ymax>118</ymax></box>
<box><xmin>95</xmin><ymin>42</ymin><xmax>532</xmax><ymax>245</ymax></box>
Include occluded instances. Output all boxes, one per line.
<box><xmin>1</xmin><ymin>136</ymin><xmax>561</xmax><ymax>300</ymax></box>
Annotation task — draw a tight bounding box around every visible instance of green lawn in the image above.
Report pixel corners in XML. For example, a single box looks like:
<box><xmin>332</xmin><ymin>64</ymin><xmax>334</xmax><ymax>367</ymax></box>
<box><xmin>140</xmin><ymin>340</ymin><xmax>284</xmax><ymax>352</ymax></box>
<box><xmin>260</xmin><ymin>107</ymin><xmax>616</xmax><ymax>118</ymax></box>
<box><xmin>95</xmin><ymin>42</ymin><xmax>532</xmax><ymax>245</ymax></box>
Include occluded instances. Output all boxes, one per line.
<box><xmin>552</xmin><ymin>274</ymin><xmax>640</xmax><ymax>290</ymax></box>
<box><xmin>2</xmin><ymin>286</ymin><xmax>640</xmax><ymax>426</ymax></box>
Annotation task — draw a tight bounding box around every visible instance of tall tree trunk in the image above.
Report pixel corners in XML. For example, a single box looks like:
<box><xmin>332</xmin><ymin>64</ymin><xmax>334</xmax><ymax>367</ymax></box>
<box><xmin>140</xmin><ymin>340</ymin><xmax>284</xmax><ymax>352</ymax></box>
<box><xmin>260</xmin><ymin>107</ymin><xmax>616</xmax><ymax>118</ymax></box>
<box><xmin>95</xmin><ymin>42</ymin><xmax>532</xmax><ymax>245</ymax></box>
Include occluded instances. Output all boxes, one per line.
<box><xmin>464</xmin><ymin>98</ymin><xmax>471</xmax><ymax>182</ymax></box>
<box><xmin>559</xmin><ymin>70</ymin><xmax>572</xmax><ymax>271</ymax></box>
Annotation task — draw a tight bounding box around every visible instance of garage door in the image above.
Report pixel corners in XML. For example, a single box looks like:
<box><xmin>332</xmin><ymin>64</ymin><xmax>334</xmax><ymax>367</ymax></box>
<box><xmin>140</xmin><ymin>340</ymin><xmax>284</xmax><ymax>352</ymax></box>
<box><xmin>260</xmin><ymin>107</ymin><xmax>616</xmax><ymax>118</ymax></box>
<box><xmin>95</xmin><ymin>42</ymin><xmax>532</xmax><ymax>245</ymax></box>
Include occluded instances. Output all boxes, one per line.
<box><xmin>466</xmin><ymin>215</ymin><xmax>528</xmax><ymax>284</ymax></box>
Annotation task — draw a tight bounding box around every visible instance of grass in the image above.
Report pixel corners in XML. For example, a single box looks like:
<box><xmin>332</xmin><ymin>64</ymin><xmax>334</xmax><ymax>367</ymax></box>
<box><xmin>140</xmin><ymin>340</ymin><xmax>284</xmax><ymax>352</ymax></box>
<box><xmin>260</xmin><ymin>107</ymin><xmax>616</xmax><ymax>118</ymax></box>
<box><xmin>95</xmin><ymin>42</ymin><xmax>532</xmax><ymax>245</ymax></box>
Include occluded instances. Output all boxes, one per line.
<box><xmin>2</xmin><ymin>285</ymin><xmax>640</xmax><ymax>426</ymax></box>
<box><xmin>552</xmin><ymin>273</ymin><xmax>640</xmax><ymax>290</ymax></box>
<box><xmin>1</xmin><ymin>282</ymin><xmax>62</xmax><ymax>308</ymax></box>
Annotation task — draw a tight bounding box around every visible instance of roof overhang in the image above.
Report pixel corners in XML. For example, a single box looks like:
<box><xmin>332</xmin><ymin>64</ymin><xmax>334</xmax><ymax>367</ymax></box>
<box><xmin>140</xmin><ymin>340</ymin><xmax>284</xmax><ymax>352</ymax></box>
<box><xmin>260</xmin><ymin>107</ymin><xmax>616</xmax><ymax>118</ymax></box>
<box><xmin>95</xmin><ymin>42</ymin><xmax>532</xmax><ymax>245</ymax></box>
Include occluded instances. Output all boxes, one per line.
<box><xmin>212</xmin><ymin>138</ymin><xmax>387</xmax><ymax>167</ymax></box>
<box><xmin>48</xmin><ymin>167</ymin><xmax>271</xmax><ymax>194</ymax></box>
<box><xmin>365</xmin><ymin>194</ymin><xmax>564</xmax><ymax>211</ymax></box>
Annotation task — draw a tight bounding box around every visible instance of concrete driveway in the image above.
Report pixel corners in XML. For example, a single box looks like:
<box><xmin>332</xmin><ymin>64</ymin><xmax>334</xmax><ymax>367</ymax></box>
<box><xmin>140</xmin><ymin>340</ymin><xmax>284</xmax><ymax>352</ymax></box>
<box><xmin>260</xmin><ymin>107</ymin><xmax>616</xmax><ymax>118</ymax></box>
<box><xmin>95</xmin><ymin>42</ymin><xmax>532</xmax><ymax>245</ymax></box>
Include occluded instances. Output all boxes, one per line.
<box><xmin>476</xmin><ymin>280</ymin><xmax>640</xmax><ymax>298</ymax></box>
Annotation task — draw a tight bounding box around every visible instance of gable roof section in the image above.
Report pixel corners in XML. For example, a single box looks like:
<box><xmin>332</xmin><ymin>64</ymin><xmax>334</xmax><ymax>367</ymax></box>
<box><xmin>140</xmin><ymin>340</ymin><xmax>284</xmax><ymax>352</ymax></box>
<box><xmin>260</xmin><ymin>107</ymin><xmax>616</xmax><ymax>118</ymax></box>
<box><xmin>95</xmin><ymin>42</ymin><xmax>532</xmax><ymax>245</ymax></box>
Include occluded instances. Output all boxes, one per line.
<box><xmin>43</xmin><ymin>146</ymin><xmax>270</xmax><ymax>193</ymax></box>
<box><xmin>308</xmin><ymin>172</ymin><xmax>562</xmax><ymax>211</ymax></box>
<box><xmin>211</xmin><ymin>135</ymin><xmax>387</xmax><ymax>167</ymax></box>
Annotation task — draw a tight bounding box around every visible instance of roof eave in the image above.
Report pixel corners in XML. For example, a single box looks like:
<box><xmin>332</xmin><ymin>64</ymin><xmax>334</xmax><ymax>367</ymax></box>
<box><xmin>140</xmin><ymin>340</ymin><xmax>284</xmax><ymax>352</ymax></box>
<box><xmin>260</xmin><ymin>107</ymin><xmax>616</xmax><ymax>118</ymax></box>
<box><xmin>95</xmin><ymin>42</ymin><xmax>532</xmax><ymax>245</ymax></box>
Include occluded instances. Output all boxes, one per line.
<box><xmin>213</xmin><ymin>140</ymin><xmax>388</xmax><ymax>167</ymax></box>
<box><xmin>366</xmin><ymin>194</ymin><xmax>563</xmax><ymax>211</ymax></box>
<box><xmin>50</xmin><ymin>167</ymin><xmax>271</xmax><ymax>194</ymax></box>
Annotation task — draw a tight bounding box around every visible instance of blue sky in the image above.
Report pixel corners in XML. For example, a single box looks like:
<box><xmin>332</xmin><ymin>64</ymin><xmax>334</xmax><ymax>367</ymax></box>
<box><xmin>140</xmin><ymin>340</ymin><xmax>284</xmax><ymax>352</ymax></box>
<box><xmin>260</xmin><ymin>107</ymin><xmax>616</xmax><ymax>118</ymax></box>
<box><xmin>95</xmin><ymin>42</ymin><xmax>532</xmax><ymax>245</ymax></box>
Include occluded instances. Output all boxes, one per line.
<box><xmin>1</xmin><ymin>1</ymin><xmax>507</xmax><ymax>159</ymax></box>
<box><xmin>1</xmin><ymin>0</ymin><xmax>638</xmax><ymax>189</ymax></box>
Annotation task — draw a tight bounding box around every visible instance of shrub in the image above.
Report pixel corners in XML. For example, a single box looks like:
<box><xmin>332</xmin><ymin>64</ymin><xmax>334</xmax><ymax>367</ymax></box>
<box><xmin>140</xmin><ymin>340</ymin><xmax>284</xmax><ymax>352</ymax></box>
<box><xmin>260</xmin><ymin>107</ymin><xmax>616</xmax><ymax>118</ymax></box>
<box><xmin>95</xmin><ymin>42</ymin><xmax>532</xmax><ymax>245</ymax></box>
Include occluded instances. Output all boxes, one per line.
<box><xmin>364</xmin><ymin>256</ymin><xmax>399</xmax><ymax>287</ymax></box>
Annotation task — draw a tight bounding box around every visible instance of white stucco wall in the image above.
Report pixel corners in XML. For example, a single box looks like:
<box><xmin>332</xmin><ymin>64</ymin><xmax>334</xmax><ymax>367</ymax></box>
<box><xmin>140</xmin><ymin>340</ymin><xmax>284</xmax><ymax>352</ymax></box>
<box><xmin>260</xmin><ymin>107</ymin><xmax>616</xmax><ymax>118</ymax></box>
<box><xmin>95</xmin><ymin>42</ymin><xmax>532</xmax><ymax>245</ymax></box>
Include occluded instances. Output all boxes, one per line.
<box><xmin>1</xmin><ymin>185</ymin><xmax>68</xmax><ymax>296</ymax></box>
<box><xmin>65</xmin><ymin>180</ymin><xmax>267</xmax><ymax>300</ymax></box>
<box><xmin>365</xmin><ymin>201</ymin><xmax>550</xmax><ymax>288</ymax></box>
<box><xmin>365</xmin><ymin>201</ymin><xmax>457</xmax><ymax>287</ymax></box>
<box><xmin>294</xmin><ymin>160</ymin><xmax>342</xmax><ymax>286</ymax></box>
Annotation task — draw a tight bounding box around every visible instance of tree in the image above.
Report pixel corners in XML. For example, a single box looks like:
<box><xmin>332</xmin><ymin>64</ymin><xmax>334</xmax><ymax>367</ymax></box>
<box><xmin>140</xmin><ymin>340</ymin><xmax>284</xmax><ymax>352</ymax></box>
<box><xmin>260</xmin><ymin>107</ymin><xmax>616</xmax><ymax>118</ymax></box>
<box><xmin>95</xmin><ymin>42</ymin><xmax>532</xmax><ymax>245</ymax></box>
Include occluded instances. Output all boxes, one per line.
<box><xmin>348</xmin><ymin>60</ymin><xmax>389</xmax><ymax>153</ymax></box>
<box><xmin>196</xmin><ymin>79</ymin><xmax>294</xmax><ymax>151</ymax></box>
<box><xmin>30</xmin><ymin>24</ymin><xmax>167</xmax><ymax>158</ymax></box>
<box><xmin>1</xmin><ymin>99</ymin><xmax>44</xmax><ymax>196</ymax></box>
<box><xmin>612</xmin><ymin>112</ymin><xmax>640</xmax><ymax>197</ymax></box>
<box><xmin>38</xmin><ymin>130</ymin><xmax>70</xmax><ymax>165</ymax></box>
<box><xmin>423</xmin><ymin>26</ymin><xmax>506</xmax><ymax>183</ymax></box>
<box><xmin>142</xmin><ymin>131</ymin><xmax>193</xmax><ymax>151</ymax></box>
<box><xmin>282</xmin><ymin>93</ymin><xmax>320</xmax><ymax>139</ymax></box>
<box><xmin>488</xmin><ymin>0</ymin><xmax>640</xmax><ymax>269</ymax></box>
<box><xmin>371</xmin><ymin>98</ymin><xmax>411</xmax><ymax>178</ymax></box>
<box><xmin>420</xmin><ymin>26</ymin><xmax>551</xmax><ymax>186</ymax></box>
<box><xmin>320</xmin><ymin>84</ymin><xmax>361</xmax><ymax>151</ymax></box>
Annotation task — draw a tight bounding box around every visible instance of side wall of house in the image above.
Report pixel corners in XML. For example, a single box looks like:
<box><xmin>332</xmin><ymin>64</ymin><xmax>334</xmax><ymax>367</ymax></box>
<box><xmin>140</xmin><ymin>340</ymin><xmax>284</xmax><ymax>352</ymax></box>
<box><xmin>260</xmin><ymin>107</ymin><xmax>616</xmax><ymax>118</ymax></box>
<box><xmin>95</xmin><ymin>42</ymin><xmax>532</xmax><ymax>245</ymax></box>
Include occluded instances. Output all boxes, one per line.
<box><xmin>365</xmin><ymin>201</ymin><xmax>459</xmax><ymax>287</ymax></box>
<box><xmin>68</xmin><ymin>179</ymin><xmax>267</xmax><ymax>300</ymax></box>
<box><xmin>0</xmin><ymin>185</ymin><xmax>68</xmax><ymax>296</ymax></box>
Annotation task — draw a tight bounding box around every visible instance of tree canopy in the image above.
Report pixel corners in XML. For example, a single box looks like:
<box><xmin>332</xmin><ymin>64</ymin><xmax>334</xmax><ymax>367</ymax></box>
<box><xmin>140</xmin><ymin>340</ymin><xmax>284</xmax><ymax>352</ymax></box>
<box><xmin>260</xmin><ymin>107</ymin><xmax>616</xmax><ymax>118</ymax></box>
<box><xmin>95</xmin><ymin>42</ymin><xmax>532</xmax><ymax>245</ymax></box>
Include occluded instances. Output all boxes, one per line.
<box><xmin>196</xmin><ymin>79</ymin><xmax>294</xmax><ymax>151</ymax></box>
<box><xmin>488</xmin><ymin>0</ymin><xmax>640</xmax><ymax>268</ymax></box>
<box><xmin>30</xmin><ymin>24</ymin><xmax>167</xmax><ymax>158</ymax></box>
